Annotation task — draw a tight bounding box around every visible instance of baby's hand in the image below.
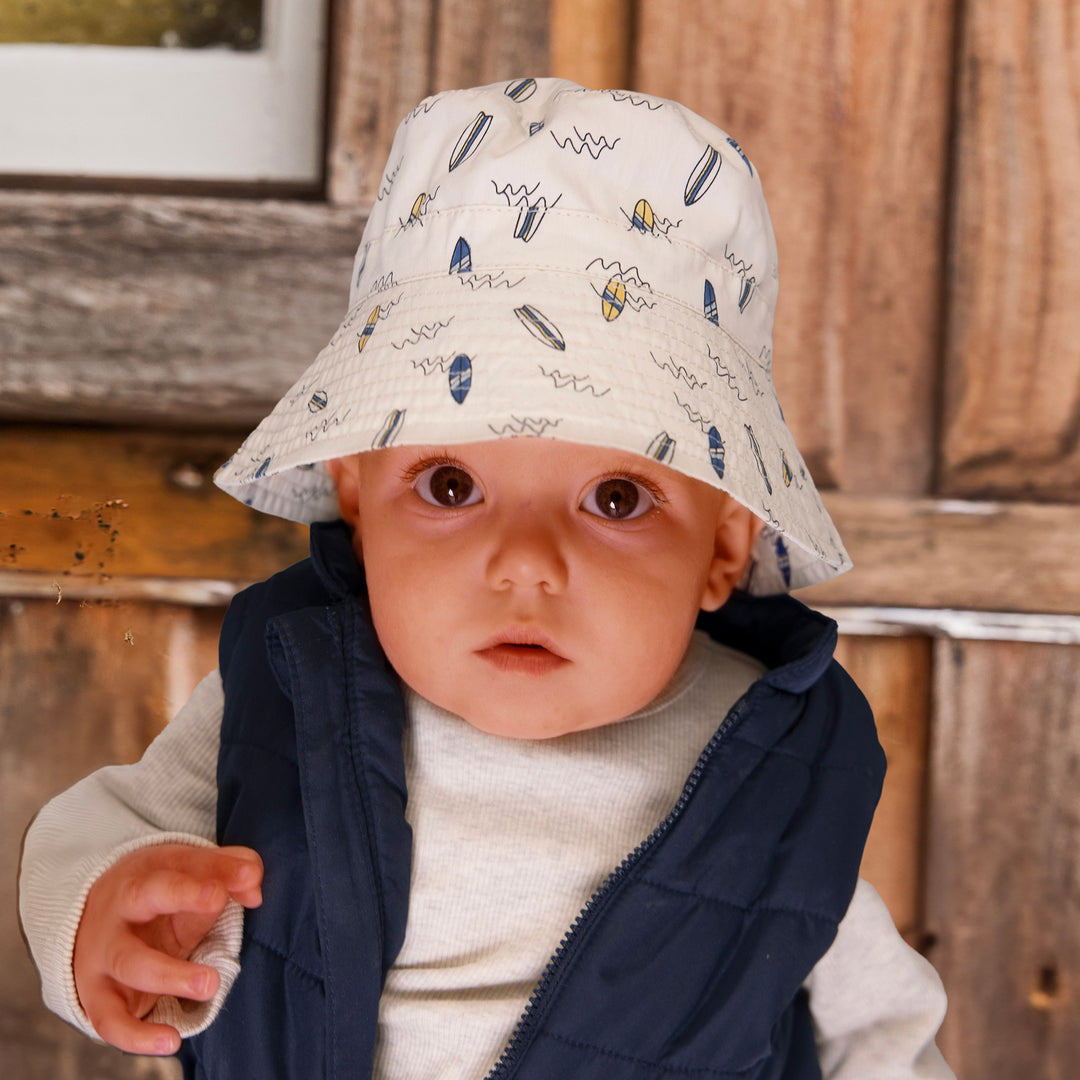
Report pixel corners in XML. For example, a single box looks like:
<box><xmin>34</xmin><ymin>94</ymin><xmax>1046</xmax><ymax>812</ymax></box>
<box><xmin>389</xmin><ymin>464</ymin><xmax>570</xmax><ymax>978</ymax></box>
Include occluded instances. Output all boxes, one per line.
<box><xmin>72</xmin><ymin>843</ymin><xmax>263</xmax><ymax>1056</ymax></box>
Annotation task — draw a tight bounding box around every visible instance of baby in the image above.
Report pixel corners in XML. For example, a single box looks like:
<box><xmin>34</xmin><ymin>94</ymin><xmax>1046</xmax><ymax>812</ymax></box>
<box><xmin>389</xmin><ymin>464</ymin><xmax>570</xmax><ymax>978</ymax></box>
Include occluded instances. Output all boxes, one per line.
<box><xmin>20</xmin><ymin>79</ymin><xmax>953</xmax><ymax>1079</ymax></box>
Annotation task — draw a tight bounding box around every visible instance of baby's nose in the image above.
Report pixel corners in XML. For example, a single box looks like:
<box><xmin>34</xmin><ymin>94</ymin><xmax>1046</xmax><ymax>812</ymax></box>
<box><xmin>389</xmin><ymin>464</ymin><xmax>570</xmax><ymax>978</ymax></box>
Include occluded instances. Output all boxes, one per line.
<box><xmin>484</xmin><ymin>514</ymin><xmax>569</xmax><ymax>594</ymax></box>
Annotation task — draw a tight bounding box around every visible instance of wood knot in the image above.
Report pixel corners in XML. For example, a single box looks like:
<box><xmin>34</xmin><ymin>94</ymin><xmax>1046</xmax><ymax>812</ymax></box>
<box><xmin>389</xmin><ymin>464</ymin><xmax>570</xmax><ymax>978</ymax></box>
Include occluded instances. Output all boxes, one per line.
<box><xmin>1029</xmin><ymin>965</ymin><xmax>1065</xmax><ymax>1011</ymax></box>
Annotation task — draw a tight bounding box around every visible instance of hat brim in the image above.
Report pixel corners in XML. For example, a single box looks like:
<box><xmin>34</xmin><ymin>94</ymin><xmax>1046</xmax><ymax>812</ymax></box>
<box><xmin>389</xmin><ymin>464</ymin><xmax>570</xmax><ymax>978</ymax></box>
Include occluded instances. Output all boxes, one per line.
<box><xmin>215</xmin><ymin>263</ymin><xmax>849</xmax><ymax>593</ymax></box>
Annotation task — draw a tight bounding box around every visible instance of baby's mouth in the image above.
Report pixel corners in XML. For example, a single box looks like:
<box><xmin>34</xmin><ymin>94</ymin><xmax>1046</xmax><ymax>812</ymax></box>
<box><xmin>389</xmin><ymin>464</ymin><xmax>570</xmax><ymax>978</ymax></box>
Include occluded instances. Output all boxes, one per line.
<box><xmin>476</xmin><ymin>632</ymin><xmax>568</xmax><ymax>675</ymax></box>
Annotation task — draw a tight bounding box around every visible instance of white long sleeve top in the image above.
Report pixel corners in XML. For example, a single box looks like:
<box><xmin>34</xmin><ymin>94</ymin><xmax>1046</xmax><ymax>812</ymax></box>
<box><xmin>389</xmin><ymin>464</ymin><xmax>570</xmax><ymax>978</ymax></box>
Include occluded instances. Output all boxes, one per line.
<box><xmin>20</xmin><ymin>632</ymin><xmax>953</xmax><ymax>1079</ymax></box>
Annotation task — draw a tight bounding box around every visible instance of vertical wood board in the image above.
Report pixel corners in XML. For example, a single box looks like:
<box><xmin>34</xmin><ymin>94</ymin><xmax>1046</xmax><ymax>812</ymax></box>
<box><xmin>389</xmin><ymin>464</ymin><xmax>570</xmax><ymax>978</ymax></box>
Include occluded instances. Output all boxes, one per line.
<box><xmin>549</xmin><ymin>0</ymin><xmax>632</xmax><ymax>88</ymax></box>
<box><xmin>835</xmin><ymin>634</ymin><xmax>933</xmax><ymax>940</ymax></box>
<box><xmin>633</xmin><ymin>0</ymin><xmax>953</xmax><ymax>496</ymax></box>
<box><xmin>926</xmin><ymin>637</ymin><xmax>1080</xmax><ymax>1076</ymax></box>
<box><xmin>941</xmin><ymin>0</ymin><xmax>1080</xmax><ymax>500</ymax></box>
<box><xmin>2</xmin><ymin>598</ymin><xmax>220</xmax><ymax>1079</ymax></box>
<box><xmin>327</xmin><ymin>0</ymin><xmax>551</xmax><ymax>206</ymax></box>
<box><xmin>432</xmin><ymin>0</ymin><xmax>550</xmax><ymax>93</ymax></box>
<box><xmin>326</xmin><ymin>0</ymin><xmax>436</xmax><ymax>207</ymax></box>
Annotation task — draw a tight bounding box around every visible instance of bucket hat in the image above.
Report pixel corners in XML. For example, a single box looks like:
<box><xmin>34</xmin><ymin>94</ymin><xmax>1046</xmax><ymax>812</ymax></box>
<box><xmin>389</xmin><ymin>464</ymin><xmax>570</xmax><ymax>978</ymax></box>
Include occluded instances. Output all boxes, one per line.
<box><xmin>215</xmin><ymin>77</ymin><xmax>849</xmax><ymax>593</ymax></box>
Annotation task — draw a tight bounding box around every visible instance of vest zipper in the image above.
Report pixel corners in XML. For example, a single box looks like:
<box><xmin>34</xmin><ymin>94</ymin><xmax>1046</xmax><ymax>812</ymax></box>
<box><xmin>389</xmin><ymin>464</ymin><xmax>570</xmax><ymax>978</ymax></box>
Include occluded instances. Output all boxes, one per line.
<box><xmin>484</xmin><ymin>688</ymin><xmax>759</xmax><ymax>1078</ymax></box>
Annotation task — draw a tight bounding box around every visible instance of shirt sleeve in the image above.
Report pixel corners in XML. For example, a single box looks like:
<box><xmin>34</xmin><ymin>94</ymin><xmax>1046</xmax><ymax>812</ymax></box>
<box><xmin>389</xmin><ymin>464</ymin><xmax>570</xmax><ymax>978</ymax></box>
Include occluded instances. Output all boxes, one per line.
<box><xmin>806</xmin><ymin>878</ymin><xmax>955</xmax><ymax>1079</ymax></box>
<box><xmin>18</xmin><ymin>669</ymin><xmax>240</xmax><ymax>1042</ymax></box>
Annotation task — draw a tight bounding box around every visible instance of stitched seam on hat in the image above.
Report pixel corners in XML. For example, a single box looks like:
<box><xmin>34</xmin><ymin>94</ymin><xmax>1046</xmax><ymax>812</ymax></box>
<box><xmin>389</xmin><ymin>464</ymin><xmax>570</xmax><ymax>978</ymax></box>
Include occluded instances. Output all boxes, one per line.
<box><xmin>344</xmin><ymin>274</ymin><xmax>773</xmax><ymax>372</ymax></box>
<box><xmin>352</xmin><ymin>264</ymin><xmax>741</xmax><ymax>314</ymax></box>
<box><xmin>366</xmin><ymin>204</ymin><xmax>769</xmax><ymax>284</ymax></box>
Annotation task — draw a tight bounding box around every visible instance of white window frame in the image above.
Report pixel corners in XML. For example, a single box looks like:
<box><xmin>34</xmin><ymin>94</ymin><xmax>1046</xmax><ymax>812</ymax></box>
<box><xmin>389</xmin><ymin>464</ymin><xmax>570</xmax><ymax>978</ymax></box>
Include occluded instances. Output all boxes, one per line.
<box><xmin>0</xmin><ymin>0</ymin><xmax>326</xmax><ymax>183</ymax></box>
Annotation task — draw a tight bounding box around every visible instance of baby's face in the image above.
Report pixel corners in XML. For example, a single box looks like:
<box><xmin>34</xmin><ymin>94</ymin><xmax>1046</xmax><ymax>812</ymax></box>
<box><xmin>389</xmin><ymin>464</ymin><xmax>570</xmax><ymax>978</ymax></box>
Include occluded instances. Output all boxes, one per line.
<box><xmin>336</xmin><ymin>439</ymin><xmax>757</xmax><ymax>739</ymax></box>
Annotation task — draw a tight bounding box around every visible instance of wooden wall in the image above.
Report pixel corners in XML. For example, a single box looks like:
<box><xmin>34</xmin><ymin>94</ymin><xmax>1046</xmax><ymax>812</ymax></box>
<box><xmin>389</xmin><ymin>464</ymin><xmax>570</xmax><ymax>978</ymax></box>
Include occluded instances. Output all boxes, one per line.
<box><xmin>2</xmin><ymin>0</ymin><xmax>1078</xmax><ymax>1076</ymax></box>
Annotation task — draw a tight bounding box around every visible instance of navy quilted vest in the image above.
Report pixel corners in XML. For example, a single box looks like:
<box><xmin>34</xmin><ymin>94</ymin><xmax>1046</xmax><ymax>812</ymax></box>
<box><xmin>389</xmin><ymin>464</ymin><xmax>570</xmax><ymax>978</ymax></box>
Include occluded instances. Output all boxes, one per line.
<box><xmin>178</xmin><ymin>521</ymin><xmax>884</xmax><ymax>1079</ymax></box>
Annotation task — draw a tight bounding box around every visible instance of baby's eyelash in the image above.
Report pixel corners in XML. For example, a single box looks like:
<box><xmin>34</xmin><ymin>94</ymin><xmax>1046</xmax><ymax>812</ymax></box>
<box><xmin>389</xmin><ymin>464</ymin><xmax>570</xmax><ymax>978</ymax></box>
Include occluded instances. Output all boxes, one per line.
<box><xmin>600</xmin><ymin>472</ymin><xmax>667</xmax><ymax>505</ymax></box>
<box><xmin>398</xmin><ymin>452</ymin><xmax>465</xmax><ymax>484</ymax></box>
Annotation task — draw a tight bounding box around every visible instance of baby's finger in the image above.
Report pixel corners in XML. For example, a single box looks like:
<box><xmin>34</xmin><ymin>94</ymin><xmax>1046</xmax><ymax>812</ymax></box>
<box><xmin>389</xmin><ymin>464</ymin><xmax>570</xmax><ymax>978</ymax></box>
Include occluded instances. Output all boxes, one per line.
<box><xmin>107</xmin><ymin>934</ymin><xmax>220</xmax><ymax>1002</ymax></box>
<box><xmin>117</xmin><ymin>869</ymin><xmax>227</xmax><ymax>923</ymax></box>
<box><xmin>87</xmin><ymin>985</ymin><xmax>182</xmax><ymax>1057</ymax></box>
<box><xmin>217</xmin><ymin>847</ymin><xmax>264</xmax><ymax>907</ymax></box>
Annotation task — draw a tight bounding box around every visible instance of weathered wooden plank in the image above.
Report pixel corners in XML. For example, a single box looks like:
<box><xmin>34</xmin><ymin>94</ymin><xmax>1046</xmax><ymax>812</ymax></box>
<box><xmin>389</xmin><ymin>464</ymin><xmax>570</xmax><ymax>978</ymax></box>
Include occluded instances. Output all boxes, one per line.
<box><xmin>0</xmin><ymin>191</ymin><xmax>366</xmax><ymax>427</ymax></box>
<box><xmin>326</xmin><ymin>0</ymin><xmax>551</xmax><ymax>207</ymax></box>
<box><xmin>926</xmin><ymin>637</ymin><xmax>1080</xmax><ymax>1075</ymax></box>
<box><xmin>633</xmin><ymin>0</ymin><xmax>953</xmax><ymax>496</ymax></box>
<box><xmin>1</xmin><ymin>427</ymin><xmax>309</xmax><ymax>581</ymax></box>
<box><xmin>802</xmin><ymin>492</ymin><xmax>1080</xmax><ymax>616</ymax></box>
<box><xmin>550</xmin><ymin>0</ymin><xmax>631</xmax><ymax>88</ymax></box>
<box><xmin>941</xmin><ymin>0</ymin><xmax>1080</xmax><ymax>501</ymax></box>
<box><xmin>2</xmin><ymin>596</ymin><xmax>220</xmax><ymax>1080</ymax></box>
<box><xmin>835</xmin><ymin>635</ymin><xmax>932</xmax><ymax>940</ymax></box>
<box><xmin>6</xmin><ymin>428</ymin><xmax>1080</xmax><ymax>613</ymax></box>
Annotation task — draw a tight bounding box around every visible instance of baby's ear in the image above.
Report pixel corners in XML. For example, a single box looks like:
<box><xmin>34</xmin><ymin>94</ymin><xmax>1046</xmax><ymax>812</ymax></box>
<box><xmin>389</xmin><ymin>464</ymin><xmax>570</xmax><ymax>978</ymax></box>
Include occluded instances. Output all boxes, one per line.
<box><xmin>699</xmin><ymin>499</ymin><xmax>765</xmax><ymax>612</ymax></box>
<box><xmin>326</xmin><ymin>456</ymin><xmax>362</xmax><ymax>529</ymax></box>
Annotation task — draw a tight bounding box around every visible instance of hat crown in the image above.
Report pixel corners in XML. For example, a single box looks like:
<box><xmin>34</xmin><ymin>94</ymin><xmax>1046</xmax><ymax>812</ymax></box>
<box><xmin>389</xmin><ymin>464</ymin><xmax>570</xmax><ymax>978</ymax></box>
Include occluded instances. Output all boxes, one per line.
<box><xmin>352</xmin><ymin>79</ymin><xmax>778</xmax><ymax>372</ymax></box>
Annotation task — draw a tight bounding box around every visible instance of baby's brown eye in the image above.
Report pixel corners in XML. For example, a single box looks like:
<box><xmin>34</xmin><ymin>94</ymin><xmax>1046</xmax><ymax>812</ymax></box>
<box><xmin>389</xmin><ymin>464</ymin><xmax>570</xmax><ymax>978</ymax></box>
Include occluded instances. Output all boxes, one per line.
<box><xmin>581</xmin><ymin>477</ymin><xmax>654</xmax><ymax>520</ymax></box>
<box><xmin>414</xmin><ymin>463</ymin><xmax>481</xmax><ymax>508</ymax></box>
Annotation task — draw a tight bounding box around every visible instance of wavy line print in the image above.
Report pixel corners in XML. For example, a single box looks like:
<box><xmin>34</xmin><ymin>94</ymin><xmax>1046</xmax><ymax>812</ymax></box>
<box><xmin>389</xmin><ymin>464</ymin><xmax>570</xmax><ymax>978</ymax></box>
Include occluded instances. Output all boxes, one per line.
<box><xmin>493</xmin><ymin>180</ymin><xmax>540</xmax><ymax>206</ymax></box>
<box><xmin>723</xmin><ymin>244</ymin><xmax>754</xmax><ymax>276</ymax></box>
<box><xmin>376</xmin><ymin>157</ymin><xmax>403</xmax><ymax>201</ymax></box>
<box><xmin>652</xmin><ymin>215</ymin><xmax>682</xmax><ymax>237</ymax></box>
<box><xmin>377</xmin><ymin>295</ymin><xmax>402</xmax><ymax>320</ymax></box>
<box><xmin>588</xmin><ymin>283</ymin><xmax>656</xmax><ymax>312</ymax></box>
<box><xmin>410</xmin><ymin>355</ymin><xmax>455</xmax><ymax>375</ymax></box>
<box><xmin>707</xmin><ymin>347</ymin><xmax>748</xmax><ymax>401</ymax></box>
<box><xmin>674</xmin><ymin>393</ymin><xmax>712</xmax><ymax>433</ymax></box>
<box><xmin>390</xmin><ymin>318</ymin><xmax>453</xmax><ymax>350</ymax></box>
<box><xmin>488</xmin><ymin>416</ymin><xmax>561</xmax><ymax>437</ymax></box>
<box><xmin>762</xmin><ymin>504</ymin><xmax>783</xmax><ymax>530</ymax></box>
<box><xmin>622</xmin><ymin>294</ymin><xmax>657</xmax><ymax>312</ymax></box>
<box><xmin>457</xmin><ymin>271</ymin><xmax>525</xmax><ymax>290</ymax></box>
<box><xmin>652</xmin><ymin>353</ymin><xmax>707</xmax><ymax>390</ymax></box>
<box><xmin>584</xmin><ymin>258</ymin><xmax>652</xmax><ymax>290</ymax></box>
<box><xmin>620</xmin><ymin>207</ymin><xmax>683</xmax><ymax>238</ymax></box>
<box><xmin>285</xmin><ymin>381</ymin><xmax>311</xmax><ymax>407</ymax></box>
<box><xmin>408</xmin><ymin>97</ymin><xmax>441</xmax><ymax>120</ymax></box>
<box><xmin>550</xmin><ymin>127</ymin><xmax>621</xmax><ymax>159</ymax></box>
<box><xmin>371</xmin><ymin>272</ymin><xmax>397</xmax><ymax>292</ymax></box>
<box><xmin>305</xmin><ymin>409</ymin><xmax>353</xmax><ymax>443</ymax></box>
<box><xmin>608</xmin><ymin>91</ymin><xmax>664</xmax><ymax>110</ymax></box>
<box><xmin>538</xmin><ymin>365</ymin><xmax>611</xmax><ymax>396</ymax></box>
<box><xmin>740</xmin><ymin>357</ymin><xmax>766</xmax><ymax>398</ymax></box>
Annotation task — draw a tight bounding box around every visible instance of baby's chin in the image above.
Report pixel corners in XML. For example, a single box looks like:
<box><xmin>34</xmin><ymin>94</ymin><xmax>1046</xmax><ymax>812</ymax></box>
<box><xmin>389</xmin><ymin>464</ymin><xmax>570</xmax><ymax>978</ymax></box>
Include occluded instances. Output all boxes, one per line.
<box><xmin>455</xmin><ymin>710</ymin><xmax>623</xmax><ymax>741</ymax></box>
<box><xmin>439</xmin><ymin>692</ymin><xmax>649</xmax><ymax>740</ymax></box>
<box><xmin>400</xmin><ymin>670</ymin><xmax>669</xmax><ymax>741</ymax></box>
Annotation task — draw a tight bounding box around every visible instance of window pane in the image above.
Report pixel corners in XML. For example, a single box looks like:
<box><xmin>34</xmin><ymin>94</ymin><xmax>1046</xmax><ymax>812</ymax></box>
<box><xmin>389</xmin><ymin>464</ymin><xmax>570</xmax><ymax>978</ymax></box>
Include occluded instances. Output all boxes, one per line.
<box><xmin>0</xmin><ymin>0</ymin><xmax>263</xmax><ymax>50</ymax></box>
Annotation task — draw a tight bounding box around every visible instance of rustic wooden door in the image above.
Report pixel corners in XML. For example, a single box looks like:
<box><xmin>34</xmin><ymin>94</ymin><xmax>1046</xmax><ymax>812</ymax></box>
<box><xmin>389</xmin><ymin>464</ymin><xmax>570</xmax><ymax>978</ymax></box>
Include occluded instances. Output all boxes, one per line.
<box><xmin>2</xmin><ymin>1</ymin><xmax>1077</xmax><ymax>1075</ymax></box>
